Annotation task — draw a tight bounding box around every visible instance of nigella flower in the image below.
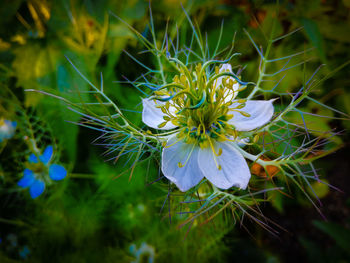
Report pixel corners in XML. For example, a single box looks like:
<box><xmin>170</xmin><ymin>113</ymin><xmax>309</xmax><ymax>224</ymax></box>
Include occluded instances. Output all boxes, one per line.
<box><xmin>142</xmin><ymin>63</ymin><xmax>275</xmax><ymax>191</ymax></box>
<box><xmin>0</xmin><ymin>119</ymin><xmax>17</xmax><ymax>142</ymax></box>
<box><xmin>17</xmin><ymin>146</ymin><xmax>67</xmax><ymax>198</ymax></box>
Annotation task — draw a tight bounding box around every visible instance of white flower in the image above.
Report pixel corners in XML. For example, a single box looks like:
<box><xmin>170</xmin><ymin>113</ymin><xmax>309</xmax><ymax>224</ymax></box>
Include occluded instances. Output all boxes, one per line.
<box><xmin>142</xmin><ymin>63</ymin><xmax>275</xmax><ymax>192</ymax></box>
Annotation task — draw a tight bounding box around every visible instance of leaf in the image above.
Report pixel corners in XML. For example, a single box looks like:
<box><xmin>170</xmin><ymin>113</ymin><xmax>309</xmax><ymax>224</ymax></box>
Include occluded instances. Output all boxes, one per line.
<box><xmin>267</xmin><ymin>190</ymin><xmax>284</xmax><ymax>213</ymax></box>
<box><xmin>313</xmin><ymin>220</ymin><xmax>350</xmax><ymax>254</ymax></box>
<box><xmin>317</xmin><ymin>18</ymin><xmax>350</xmax><ymax>44</ymax></box>
<box><xmin>121</xmin><ymin>0</ymin><xmax>148</xmax><ymax>20</ymax></box>
<box><xmin>300</xmin><ymin>17</ymin><xmax>327</xmax><ymax>63</ymax></box>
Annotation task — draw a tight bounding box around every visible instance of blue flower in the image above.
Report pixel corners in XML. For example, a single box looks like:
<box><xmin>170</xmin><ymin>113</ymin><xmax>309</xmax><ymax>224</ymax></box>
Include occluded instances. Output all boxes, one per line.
<box><xmin>129</xmin><ymin>242</ymin><xmax>155</xmax><ymax>263</ymax></box>
<box><xmin>0</xmin><ymin>119</ymin><xmax>17</xmax><ymax>142</ymax></box>
<box><xmin>19</xmin><ymin>245</ymin><xmax>30</xmax><ymax>259</ymax></box>
<box><xmin>17</xmin><ymin>146</ymin><xmax>67</xmax><ymax>199</ymax></box>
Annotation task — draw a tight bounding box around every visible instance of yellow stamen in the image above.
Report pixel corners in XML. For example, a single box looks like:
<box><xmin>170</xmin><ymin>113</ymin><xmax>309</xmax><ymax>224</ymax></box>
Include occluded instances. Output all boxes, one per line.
<box><xmin>177</xmin><ymin>144</ymin><xmax>196</xmax><ymax>168</ymax></box>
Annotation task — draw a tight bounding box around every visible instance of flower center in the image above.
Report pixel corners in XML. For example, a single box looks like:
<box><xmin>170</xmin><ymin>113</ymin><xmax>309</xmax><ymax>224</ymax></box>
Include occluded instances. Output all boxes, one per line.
<box><xmin>176</xmin><ymin>103</ymin><xmax>236</xmax><ymax>148</ymax></box>
<box><xmin>27</xmin><ymin>162</ymin><xmax>48</xmax><ymax>179</ymax></box>
<box><xmin>154</xmin><ymin>63</ymin><xmax>249</xmax><ymax>148</ymax></box>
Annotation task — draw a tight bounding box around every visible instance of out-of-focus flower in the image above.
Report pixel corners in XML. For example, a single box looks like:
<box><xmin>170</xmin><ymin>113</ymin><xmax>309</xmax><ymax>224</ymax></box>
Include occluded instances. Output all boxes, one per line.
<box><xmin>17</xmin><ymin>146</ymin><xmax>67</xmax><ymax>199</ymax></box>
<box><xmin>19</xmin><ymin>245</ymin><xmax>30</xmax><ymax>259</ymax></box>
<box><xmin>6</xmin><ymin>233</ymin><xmax>17</xmax><ymax>247</ymax></box>
<box><xmin>0</xmin><ymin>119</ymin><xmax>17</xmax><ymax>142</ymax></box>
<box><xmin>129</xmin><ymin>242</ymin><xmax>155</xmax><ymax>263</ymax></box>
<box><xmin>142</xmin><ymin>63</ymin><xmax>275</xmax><ymax>191</ymax></box>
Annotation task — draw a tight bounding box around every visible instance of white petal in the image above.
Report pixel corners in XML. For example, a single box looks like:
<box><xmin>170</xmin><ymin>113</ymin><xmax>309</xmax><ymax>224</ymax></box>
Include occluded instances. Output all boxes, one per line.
<box><xmin>213</xmin><ymin>63</ymin><xmax>239</xmax><ymax>102</ymax></box>
<box><xmin>224</xmin><ymin>83</ymin><xmax>239</xmax><ymax>103</ymax></box>
<box><xmin>237</xmin><ymin>137</ymin><xmax>250</xmax><ymax>148</ymax></box>
<box><xmin>228</xmin><ymin>99</ymin><xmax>275</xmax><ymax>131</ymax></box>
<box><xmin>198</xmin><ymin>141</ymin><xmax>251</xmax><ymax>189</ymax></box>
<box><xmin>142</xmin><ymin>98</ymin><xmax>177</xmax><ymax>130</ymax></box>
<box><xmin>161</xmin><ymin>136</ymin><xmax>204</xmax><ymax>192</ymax></box>
<box><xmin>220</xmin><ymin>63</ymin><xmax>233</xmax><ymax>72</ymax></box>
<box><xmin>226</xmin><ymin>136</ymin><xmax>249</xmax><ymax>148</ymax></box>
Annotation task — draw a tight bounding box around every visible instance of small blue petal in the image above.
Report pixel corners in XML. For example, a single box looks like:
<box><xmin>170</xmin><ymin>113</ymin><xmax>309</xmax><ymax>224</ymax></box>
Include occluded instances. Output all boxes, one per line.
<box><xmin>28</xmin><ymin>154</ymin><xmax>38</xmax><ymax>163</ymax></box>
<box><xmin>49</xmin><ymin>164</ymin><xmax>67</xmax><ymax>181</ymax></box>
<box><xmin>12</xmin><ymin>121</ymin><xmax>17</xmax><ymax>128</ymax></box>
<box><xmin>17</xmin><ymin>169</ymin><xmax>35</xmax><ymax>188</ymax></box>
<box><xmin>23</xmin><ymin>168</ymin><xmax>33</xmax><ymax>176</ymax></box>
<box><xmin>29</xmin><ymin>180</ymin><xmax>45</xmax><ymax>199</ymax></box>
<box><xmin>39</xmin><ymin>145</ymin><xmax>53</xmax><ymax>164</ymax></box>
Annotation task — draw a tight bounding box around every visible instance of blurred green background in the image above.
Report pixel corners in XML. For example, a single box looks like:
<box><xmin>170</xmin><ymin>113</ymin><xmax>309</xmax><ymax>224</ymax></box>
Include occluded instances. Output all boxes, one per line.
<box><xmin>0</xmin><ymin>0</ymin><xmax>350</xmax><ymax>262</ymax></box>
